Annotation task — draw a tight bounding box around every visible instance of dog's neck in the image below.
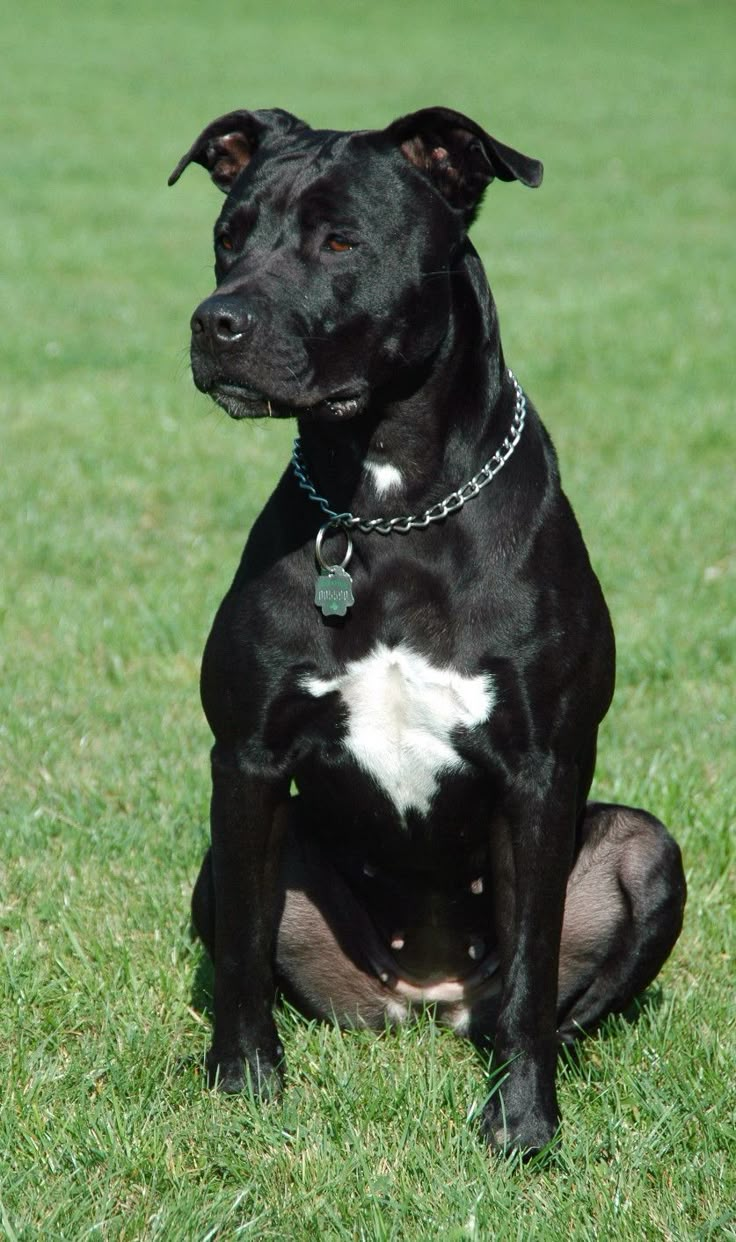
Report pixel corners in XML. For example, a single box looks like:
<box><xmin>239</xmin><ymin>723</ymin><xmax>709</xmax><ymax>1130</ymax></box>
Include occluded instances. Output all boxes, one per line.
<box><xmin>296</xmin><ymin>248</ymin><xmax>513</xmax><ymax>518</ymax></box>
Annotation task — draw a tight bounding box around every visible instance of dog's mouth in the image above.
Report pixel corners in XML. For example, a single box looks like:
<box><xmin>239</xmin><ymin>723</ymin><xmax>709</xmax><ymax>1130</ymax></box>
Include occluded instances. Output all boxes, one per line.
<box><xmin>211</xmin><ymin>382</ymin><xmax>367</xmax><ymax>422</ymax></box>
<box><xmin>212</xmin><ymin>383</ymin><xmax>291</xmax><ymax>420</ymax></box>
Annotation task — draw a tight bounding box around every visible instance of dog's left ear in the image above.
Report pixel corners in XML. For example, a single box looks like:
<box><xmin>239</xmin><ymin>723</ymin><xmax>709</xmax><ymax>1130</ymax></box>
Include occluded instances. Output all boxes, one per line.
<box><xmin>385</xmin><ymin>106</ymin><xmax>542</xmax><ymax>218</ymax></box>
<box><xmin>168</xmin><ymin>108</ymin><xmax>307</xmax><ymax>192</ymax></box>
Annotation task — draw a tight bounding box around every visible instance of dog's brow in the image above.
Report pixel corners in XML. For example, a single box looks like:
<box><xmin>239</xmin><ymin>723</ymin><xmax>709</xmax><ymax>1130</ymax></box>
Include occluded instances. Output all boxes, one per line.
<box><xmin>263</xmin><ymin>133</ymin><xmax>354</xmax><ymax>209</ymax></box>
<box><xmin>222</xmin><ymin>200</ymin><xmax>258</xmax><ymax>228</ymax></box>
<box><xmin>297</xmin><ymin>180</ymin><xmax>359</xmax><ymax>228</ymax></box>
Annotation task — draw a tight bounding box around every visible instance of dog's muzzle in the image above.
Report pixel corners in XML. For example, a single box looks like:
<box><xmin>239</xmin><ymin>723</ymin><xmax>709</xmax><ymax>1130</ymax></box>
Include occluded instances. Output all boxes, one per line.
<box><xmin>189</xmin><ymin>293</ymin><xmax>368</xmax><ymax>421</ymax></box>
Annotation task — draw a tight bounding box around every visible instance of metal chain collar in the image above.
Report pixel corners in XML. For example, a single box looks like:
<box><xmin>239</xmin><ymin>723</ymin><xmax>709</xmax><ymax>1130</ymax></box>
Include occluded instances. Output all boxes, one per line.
<box><xmin>291</xmin><ymin>369</ymin><xmax>527</xmax><ymax>537</ymax></box>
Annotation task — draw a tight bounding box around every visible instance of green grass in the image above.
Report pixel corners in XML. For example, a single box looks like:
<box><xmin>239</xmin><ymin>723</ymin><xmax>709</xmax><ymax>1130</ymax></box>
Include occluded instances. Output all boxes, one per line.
<box><xmin>1</xmin><ymin>0</ymin><xmax>734</xmax><ymax>1236</ymax></box>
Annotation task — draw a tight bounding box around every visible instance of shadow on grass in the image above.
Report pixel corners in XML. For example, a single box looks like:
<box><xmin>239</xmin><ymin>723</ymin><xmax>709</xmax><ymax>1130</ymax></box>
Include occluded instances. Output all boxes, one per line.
<box><xmin>557</xmin><ymin>985</ymin><xmax>666</xmax><ymax>1072</ymax></box>
<box><xmin>183</xmin><ymin>933</ymin><xmax>668</xmax><ymax>1167</ymax></box>
<box><xmin>469</xmin><ymin>985</ymin><xmax>666</xmax><ymax>1081</ymax></box>
<box><xmin>190</xmin><ymin>924</ymin><xmax>214</xmax><ymax>1019</ymax></box>
<box><xmin>188</xmin><ymin>913</ymin><xmax>665</xmax><ymax>1085</ymax></box>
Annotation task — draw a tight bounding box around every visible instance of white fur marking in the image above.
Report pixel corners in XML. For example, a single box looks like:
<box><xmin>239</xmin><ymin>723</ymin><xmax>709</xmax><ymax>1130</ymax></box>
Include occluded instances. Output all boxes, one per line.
<box><xmin>303</xmin><ymin>644</ymin><xmax>495</xmax><ymax>817</ymax></box>
<box><xmin>395</xmin><ymin>978</ymin><xmax>468</xmax><ymax>1003</ymax></box>
<box><xmin>387</xmin><ymin>998</ymin><xmax>409</xmax><ymax>1024</ymax></box>
<box><xmin>365</xmin><ymin>461</ymin><xmax>403</xmax><ymax>496</ymax></box>
<box><xmin>445</xmin><ymin>1004</ymin><xmax>471</xmax><ymax>1036</ymax></box>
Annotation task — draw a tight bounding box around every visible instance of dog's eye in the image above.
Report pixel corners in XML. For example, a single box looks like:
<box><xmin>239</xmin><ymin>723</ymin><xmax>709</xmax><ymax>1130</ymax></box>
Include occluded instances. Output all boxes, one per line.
<box><xmin>218</xmin><ymin>234</ymin><xmax>234</xmax><ymax>252</ymax></box>
<box><xmin>325</xmin><ymin>234</ymin><xmax>353</xmax><ymax>253</ymax></box>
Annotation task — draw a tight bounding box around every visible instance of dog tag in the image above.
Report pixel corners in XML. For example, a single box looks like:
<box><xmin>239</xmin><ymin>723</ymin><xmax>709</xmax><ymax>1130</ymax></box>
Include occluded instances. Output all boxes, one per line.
<box><xmin>315</xmin><ymin>566</ymin><xmax>354</xmax><ymax>617</ymax></box>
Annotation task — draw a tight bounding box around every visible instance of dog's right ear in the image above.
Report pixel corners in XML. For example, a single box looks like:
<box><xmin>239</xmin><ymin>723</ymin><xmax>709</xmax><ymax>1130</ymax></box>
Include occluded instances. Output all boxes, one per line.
<box><xmin>168</xmin><ymin>108</ymin><xmax>306</xmax><ymax>192</ymax></box>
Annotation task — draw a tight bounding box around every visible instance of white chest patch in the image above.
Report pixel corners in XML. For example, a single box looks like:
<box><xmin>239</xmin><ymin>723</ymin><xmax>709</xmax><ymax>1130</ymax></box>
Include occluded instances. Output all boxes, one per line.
<box><xmin>364</xmin><ymin>461</ymin><xmax>403</xmax><ymax>497</ymax></box>
<box><xmin>303</xmin><ymin>644</ymin><xmax>495</xmax><ymax>817</ymax></box>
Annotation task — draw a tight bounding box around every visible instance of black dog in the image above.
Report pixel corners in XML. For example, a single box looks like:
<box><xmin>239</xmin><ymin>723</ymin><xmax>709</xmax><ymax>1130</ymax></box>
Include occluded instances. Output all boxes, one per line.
<box><xmin>169</xmin><ymin>106</ymin><xmax>686</xmax><ymax>1154</ymax></box>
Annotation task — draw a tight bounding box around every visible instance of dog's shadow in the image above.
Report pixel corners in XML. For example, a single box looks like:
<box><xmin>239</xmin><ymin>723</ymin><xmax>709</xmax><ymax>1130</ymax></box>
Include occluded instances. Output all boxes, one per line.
<box><xmin>187</xmin><ymin>922</ymin><xmax>665</xmax><ymax>1083</ymax></box>
<box><xmin>554</xmin><ymin>987</ymin><xmax>666</xmax><ymax>1078</ymax></box>
<box><xmin>190</xmin><ymin>928</ymin><xmax>214</xmax><ymax>1019</ymax></box>
<box><xmin>469</xmin><ymin>985</ymin><xmax>665</xmax><ymax>1079</ymax></box>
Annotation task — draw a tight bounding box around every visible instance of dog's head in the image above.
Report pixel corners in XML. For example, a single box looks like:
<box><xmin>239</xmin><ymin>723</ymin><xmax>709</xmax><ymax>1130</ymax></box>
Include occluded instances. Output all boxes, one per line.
<box><xmin>170</xmin><ymin>107</ymin><xmax>542</xmax><ymax>421</ymax></box>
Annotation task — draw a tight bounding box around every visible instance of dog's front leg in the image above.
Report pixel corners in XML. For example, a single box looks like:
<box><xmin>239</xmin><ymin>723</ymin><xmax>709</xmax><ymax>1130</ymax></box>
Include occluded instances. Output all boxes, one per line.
<box><xmin>206</xmin><ymin>743</ymin><xmax>288</xmax><ymax>1096</ymax></box>
<box><xmin>482</xmin><ymin>760</ymin><xmax>576</xmax><ymax>1156</ymax></box>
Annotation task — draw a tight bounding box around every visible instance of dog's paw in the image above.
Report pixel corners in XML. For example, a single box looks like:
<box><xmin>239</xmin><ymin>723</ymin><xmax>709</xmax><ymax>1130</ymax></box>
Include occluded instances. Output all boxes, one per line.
<box><xmin>206</xmin><ymin>1042</ymin><xmax>284</xmax><ymax>1099</ymax></box>
<box><xmin>479</xmin><ymin>1098</ymin><xmax>559</xmax><ymax>1160</ymax></box>
<box><xmin>206</xmin><ymin>1050</ymin><xmax>246</xmax><ymax>1093</ymax></box>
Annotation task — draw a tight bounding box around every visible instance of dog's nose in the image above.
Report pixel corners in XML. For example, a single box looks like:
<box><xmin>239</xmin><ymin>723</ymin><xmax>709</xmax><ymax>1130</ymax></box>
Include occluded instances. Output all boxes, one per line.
<box><xmin>190</xmin><ymin>296</ymin><xmax>254</xmax><ymax>345</ymax></box>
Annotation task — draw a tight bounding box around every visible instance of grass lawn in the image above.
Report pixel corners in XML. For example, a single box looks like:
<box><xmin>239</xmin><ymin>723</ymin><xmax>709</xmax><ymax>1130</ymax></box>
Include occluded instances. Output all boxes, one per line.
<box><xmin>1</xmin><ymin>0</ymin><xmax>734</xmax><ymax>1236</ymax></box>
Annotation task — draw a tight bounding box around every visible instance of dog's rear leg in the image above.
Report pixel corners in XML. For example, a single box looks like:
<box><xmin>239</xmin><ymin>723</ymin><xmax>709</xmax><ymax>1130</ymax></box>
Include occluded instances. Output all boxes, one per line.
<box><xmin>192</xmin><ymin>805</ymin><xmax>404</xmax><ymax>1032</ymax></box>
<box><xmin>556</xmin><ymin>802</ymin><xmax>686</xmax><ymax>1040</ymax></box>
<box><xmin>275</xmin><ymin>822</ymin><xmax>405</xmax><ymax>1029</ymax></box>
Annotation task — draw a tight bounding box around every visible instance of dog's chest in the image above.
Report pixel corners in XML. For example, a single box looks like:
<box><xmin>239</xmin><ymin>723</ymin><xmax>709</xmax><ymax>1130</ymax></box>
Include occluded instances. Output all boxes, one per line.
<box><xmin>303</xmin><ymin>644</ymin><xmax>495</xmax><ymax>817</ymax></box>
